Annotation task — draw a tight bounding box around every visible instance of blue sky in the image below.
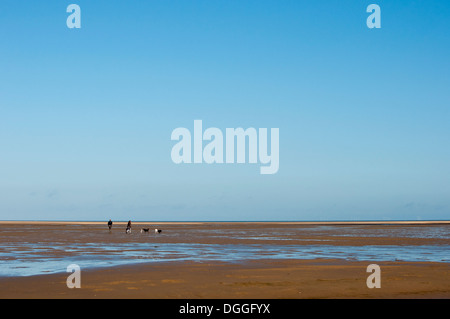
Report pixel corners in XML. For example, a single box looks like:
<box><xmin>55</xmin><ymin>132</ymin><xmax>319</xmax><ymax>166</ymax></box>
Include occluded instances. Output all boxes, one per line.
<box><xmin>0</xmin><ymin>1</ymin><xmax>449</xmax><ymax>221</ymax></box>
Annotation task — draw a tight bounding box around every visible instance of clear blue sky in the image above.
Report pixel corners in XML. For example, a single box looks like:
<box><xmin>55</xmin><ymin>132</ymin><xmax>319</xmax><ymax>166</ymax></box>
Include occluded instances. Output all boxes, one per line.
<box><xmin>0</xmin><ymin>1</ymin><xmax>449</xmax><ymax>221</ymax></box>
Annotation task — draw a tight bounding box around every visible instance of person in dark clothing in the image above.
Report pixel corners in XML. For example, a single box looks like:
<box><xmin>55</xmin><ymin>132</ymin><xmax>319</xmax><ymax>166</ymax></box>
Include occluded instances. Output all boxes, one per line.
<box><xmin>108</xmin><ymin>219</ymin><xmax>113</xmax><ymax>230</ymax></box>
<box><xmin>126</xmin><ymin>220</ymin><xmax>131</xmax><ymax>234</ymax></box>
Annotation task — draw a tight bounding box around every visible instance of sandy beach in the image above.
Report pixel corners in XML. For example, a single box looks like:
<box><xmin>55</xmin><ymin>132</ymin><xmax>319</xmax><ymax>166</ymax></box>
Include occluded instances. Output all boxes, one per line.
<box><xmin>0</xmin><ymin>221</ymin><xmax>448</xmax><ymax>299</ymax></box>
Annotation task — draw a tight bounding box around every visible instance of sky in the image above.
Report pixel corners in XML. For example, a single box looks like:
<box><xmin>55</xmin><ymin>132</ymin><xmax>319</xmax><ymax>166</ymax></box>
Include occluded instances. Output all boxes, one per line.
<box><xmin>0</xmin><ymin>0</ymin><xmax>449</xmax><ymax>221</ymax></box>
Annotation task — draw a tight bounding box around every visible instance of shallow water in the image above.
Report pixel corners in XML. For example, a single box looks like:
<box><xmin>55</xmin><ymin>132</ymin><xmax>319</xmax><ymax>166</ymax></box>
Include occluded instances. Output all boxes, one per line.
<box><xmin>0</xmin><ymin>223</ymin><xmax>448</xmax><ymax>277</ymax></box>
<box><xmin>1</xmin><ymin>242</ymin><xmax>449</xmax><ymax>277</ymax></box>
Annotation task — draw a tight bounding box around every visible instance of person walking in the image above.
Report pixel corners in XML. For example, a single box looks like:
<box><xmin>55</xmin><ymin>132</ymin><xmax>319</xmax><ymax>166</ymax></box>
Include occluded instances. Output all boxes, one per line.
<box><xmin>108</xmin><ymin>219</ymin><xmax>113</xmax><ymax>230</ymax></box>
<box><xmin>126</xmin><ymin>220</ymin><xmax>132</xmax><ymax>234</ymax></box>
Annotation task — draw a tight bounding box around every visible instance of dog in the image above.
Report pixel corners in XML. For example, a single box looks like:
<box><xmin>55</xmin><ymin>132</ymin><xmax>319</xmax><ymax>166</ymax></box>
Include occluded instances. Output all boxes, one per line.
<box><xmin>140</xmin><ymin>228</ymin><xmax>150</xmax><ymax>233</ymax></box>
<box><xmin>126</xmin><ymin>227</ymin><xmax>131</xmax><ymax>234</ymax></box>
<box><xmin>155</xmin><ymin>229</ymin><xmax>162</xmax><ymax>234</ymax></box>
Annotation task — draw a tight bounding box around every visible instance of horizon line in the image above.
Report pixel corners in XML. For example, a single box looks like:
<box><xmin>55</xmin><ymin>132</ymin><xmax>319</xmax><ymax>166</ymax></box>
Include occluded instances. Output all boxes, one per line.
<box><xmin>0</xmin><ymin>219</ymin><xmax>449</xmax><ymax>225</ymax></box>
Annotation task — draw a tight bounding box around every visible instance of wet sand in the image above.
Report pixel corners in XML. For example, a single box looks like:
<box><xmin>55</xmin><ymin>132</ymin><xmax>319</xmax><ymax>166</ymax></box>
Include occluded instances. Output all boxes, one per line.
<box><xmin>1</xmin><ymin>259</ymin><xmax>449</xmax><ymax>299</ymax></box>
<box><xmin>0</xmin><ymin>221</ymin><xmax>449</xmax><ymax>299</ymax></box>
